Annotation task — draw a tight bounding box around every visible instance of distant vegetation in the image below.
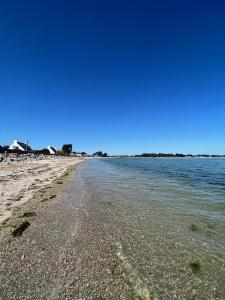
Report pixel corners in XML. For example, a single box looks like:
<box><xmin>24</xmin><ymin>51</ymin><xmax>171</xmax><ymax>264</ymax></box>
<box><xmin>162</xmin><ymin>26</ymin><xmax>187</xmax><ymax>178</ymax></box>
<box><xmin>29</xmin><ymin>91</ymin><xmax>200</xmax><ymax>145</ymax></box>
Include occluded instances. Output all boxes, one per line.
<box><xmin>62</xmin><ymin>144</ymin><xmax>72</xmax><ymax>155</ymax></box>
<box><xmin>57</xmin><ymin>150</ymin><xmax>64</xmax><ymax>155</ymax></box>
<box><xmin>0</xmin><ymin>145</ymin><xmax>9</xmax><ymax>153</ymax></box>
<box><xmin>134</xmin><ymin>153</ymin><xmax>225</xmax><ymax>158</ymax></box>
<box><xmin>93</xmin><ymin>151</ymin><xmax>107</xmax><ymax>157</ymax></box>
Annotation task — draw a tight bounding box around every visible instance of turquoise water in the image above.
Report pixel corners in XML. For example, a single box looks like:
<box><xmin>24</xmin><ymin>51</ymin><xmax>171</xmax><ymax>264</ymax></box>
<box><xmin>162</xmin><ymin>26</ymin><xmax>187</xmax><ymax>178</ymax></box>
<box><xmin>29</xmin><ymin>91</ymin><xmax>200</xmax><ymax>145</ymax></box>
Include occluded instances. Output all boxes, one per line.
<box><xmin>74</xmin><ymin>157</ymin><xmax>225</xmax><ymax>297</ymax></box>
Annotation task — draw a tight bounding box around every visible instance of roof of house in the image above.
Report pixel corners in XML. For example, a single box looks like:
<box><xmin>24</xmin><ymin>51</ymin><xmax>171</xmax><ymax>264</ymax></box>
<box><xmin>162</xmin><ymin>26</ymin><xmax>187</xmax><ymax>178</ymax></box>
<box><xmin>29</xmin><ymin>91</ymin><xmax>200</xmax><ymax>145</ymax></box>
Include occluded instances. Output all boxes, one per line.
<box><xmin>17</xmin><ymin>141</ymin><xmax>32</xmax><ymax>151</ymax></box>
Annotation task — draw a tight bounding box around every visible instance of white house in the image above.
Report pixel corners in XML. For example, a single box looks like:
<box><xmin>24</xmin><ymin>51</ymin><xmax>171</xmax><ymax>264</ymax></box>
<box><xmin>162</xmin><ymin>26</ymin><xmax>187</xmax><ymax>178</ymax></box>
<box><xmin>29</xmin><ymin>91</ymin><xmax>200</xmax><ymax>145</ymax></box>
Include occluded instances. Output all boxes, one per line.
<box><xmin>9</xmin><ymin>140</ymin><xmax>31</xmax><ymax>151</ymax></box>
<box><xmin>47</xmin><ymin>146</ymin><xmax>57</xmax><ymax>155</ymax></box>
<box><xmin>74</xmin><ymin>153</ymin><xmax>82</xmax><ymax>157</ymax></box>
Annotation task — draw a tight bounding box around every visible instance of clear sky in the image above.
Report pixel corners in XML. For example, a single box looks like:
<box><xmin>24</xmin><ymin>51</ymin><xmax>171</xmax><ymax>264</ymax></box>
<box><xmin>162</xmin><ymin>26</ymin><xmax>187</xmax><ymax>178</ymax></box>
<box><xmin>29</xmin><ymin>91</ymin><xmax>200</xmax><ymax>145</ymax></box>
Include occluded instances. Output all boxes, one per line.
<box><xmin>0</xmin><ymin>1</ymin><xmax>225</xmax><ymax>155</ymax></box>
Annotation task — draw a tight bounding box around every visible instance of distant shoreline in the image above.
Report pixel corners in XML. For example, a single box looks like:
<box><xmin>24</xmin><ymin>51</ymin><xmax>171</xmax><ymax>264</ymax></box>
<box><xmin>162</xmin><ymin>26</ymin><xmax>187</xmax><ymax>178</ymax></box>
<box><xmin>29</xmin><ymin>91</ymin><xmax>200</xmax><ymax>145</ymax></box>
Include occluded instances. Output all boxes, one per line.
<box><xmin>109</xmin><ymin>154</ymin><xmax>225</xmax><ymax>158</ymax></box>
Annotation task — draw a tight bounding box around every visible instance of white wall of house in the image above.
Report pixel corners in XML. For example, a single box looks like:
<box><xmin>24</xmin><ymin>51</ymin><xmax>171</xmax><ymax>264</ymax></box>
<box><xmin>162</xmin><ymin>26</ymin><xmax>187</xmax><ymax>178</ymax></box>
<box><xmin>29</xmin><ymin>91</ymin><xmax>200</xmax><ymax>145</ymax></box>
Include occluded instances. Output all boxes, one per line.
<box><xmin>9</xmin><ymin>140</ymin><xmax>26</xmax><ymax>151</ymax></box>
<box><xmin>47</xmin><ymin>146</ymin><xmax>56</xmax><ymax>155</ymax></box>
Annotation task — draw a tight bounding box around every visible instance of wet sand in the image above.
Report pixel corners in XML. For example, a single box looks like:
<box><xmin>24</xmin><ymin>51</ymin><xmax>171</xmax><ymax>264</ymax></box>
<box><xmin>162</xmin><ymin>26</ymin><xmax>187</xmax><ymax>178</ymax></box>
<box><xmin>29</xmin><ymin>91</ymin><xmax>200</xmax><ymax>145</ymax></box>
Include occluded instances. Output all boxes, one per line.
<box><xmin>0</xmin><ymin>161</ymin><xmax>127</xmax><ymax>299</ymax></box>
<box><xmin>0</xmin><ymin>160</ymin><xmax>138</xmax><ymax>299</ymax></box>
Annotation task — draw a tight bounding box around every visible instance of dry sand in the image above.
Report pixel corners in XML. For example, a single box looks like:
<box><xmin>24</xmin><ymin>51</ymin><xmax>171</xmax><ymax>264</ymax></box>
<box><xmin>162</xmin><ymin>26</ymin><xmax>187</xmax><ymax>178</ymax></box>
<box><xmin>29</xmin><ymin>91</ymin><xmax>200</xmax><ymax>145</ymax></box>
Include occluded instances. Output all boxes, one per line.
<box><xmin>0</xmin><ymin>157</ymin><xmax>82</xmax><ymax>223</ymax></box>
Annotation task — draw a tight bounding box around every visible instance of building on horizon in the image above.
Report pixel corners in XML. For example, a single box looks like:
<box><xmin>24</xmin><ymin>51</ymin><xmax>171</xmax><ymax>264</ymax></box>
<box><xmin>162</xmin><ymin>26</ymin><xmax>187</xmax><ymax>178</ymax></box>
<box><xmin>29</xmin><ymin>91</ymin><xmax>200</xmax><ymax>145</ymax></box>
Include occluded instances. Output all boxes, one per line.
<box><xmin>9</xmin><ymin>139</ymin><xmax>31</xmax><ymax>151</ymax></box>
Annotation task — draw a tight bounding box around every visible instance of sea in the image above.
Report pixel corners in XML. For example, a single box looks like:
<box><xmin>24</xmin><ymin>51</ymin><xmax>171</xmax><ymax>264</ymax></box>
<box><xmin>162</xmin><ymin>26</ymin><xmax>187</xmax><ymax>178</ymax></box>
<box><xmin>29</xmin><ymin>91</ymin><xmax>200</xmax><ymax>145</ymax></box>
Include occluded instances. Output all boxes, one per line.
<box><xmin>73</xmin><ymin>157</ymin><xmax>225</xmax><ymax>298</ymax></box>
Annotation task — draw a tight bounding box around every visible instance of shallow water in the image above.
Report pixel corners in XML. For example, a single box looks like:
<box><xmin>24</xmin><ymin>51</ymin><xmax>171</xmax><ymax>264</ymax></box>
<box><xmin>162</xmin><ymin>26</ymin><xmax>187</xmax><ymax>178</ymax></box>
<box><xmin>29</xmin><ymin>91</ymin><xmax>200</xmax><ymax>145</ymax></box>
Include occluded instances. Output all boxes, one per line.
<box><xmin>74</xmin><ymin>158</ymin><xmax>225</xmax><ymax>298</ymax></box>
<box><xmin>78</xmin><ymin>158</ymin><xmax>225</xmax><ymax>254</ymax></box>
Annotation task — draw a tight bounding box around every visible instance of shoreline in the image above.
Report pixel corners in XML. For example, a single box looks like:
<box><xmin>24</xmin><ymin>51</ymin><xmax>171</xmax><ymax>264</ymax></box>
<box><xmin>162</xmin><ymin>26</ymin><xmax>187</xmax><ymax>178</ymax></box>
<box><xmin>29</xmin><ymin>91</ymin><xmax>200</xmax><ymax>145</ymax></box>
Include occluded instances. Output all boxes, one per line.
<box><xmin>0</xmin><ymin>156</ymin><xmax>84</xmax><ymax>224</ymax></box>
<box><xmin>0</xmin><ymin>159</ymin><xmax>135</xmax><ymax>299</ymax></box>
<box><xmin>0</xmin><ymin>158</ymin><xmax>225</xmax><ymax>298</ymax></box>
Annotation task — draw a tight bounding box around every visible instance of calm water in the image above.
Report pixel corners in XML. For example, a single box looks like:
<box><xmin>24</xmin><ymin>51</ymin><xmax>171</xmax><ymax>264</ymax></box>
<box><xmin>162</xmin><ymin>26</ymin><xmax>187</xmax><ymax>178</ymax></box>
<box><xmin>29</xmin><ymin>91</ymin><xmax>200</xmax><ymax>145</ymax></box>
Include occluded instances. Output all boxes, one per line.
<box><xmin>73</xmin><ymin>157</ymin><xmax>225</xmax><ymax>297</ymax></box>
<box><xmin>78</xmin><ymin>158</ymin><xmax>225</xmax><ymax>255</ymax></box>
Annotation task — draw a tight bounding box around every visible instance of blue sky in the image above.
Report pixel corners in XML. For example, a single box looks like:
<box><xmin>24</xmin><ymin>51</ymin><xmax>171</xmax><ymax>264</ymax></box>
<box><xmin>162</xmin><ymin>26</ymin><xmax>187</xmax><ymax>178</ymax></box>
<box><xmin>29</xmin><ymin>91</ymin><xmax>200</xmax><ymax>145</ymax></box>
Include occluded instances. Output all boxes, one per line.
<box><xmin>0</xmin><ymin>0</ymin><xmax>225</xmax><ymax>154</ymax></box>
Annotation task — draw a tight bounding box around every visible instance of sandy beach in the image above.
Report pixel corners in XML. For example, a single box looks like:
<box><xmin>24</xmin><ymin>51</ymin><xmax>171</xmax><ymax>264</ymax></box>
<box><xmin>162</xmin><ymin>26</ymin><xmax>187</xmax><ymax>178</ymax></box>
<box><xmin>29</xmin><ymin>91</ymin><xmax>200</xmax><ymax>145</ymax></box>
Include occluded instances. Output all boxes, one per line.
<box><xmin>0</xmin><ymin>156</ymin><xmax>83</xmax><ymax>224</ymax></box>
<box><xmin>0</xmin><ymin>158</ymin><xmax>225</xmax><ymax>299</ymax></box>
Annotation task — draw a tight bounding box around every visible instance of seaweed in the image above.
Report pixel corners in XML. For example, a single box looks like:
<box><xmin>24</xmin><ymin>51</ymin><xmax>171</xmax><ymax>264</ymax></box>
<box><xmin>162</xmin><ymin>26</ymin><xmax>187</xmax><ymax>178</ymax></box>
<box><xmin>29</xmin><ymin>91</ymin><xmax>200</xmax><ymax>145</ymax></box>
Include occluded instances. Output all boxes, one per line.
<box><xmin>190</xmin><ymin>261</ymin><xmax>201</xmax><ymax>274</ymax></box>
<box><xmin>11</xmin><ymin>221</ymin><xmax>31</xmax><ymax>237</ymax></box>
<box><xmin>19</xmin><ymin>211</ymin><xmax>36</xmax><ymax>218</ymax></box>
<box><xmin>56</xmin><ymin>181</ymin><xmax>63</xmax><ymax>184</ymax></box>
<box><xmin>41</xmin><ymin>197</ymin><xmax>49</xmax><ymax>202</ymax></box>
<box><xmin>63</xmin><ymin>171</ymin><xmax>69</xmax><ymax>177</ymax></box>
<box><xmin>0</xmin><ymin>223</ymin><xmax>11</xmax><ymax>230</ymax></box>
<box><xmin>111</xmin><ymin>263</ymin><xmax>119</xmax><ymax>277</ymax></box>
<box><xmin>190</xmin><ymin>224</ymin><xmax>198</xmax><ymax>232</ymax></box>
